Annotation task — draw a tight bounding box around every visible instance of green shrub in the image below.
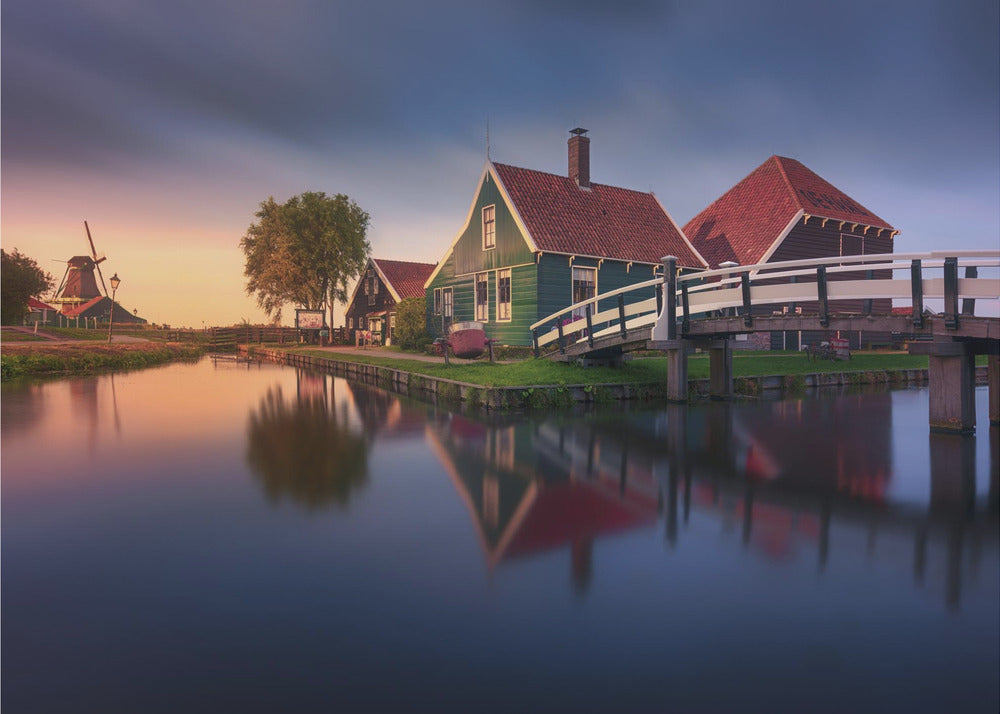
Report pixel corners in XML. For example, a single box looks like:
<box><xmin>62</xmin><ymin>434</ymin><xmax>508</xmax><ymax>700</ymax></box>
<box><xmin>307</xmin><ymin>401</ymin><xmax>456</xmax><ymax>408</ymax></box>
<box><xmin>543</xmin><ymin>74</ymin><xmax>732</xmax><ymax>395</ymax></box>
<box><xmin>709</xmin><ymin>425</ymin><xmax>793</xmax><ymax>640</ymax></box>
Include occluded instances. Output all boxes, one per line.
<box><xmin>394</xmin><ymin>297</ymin><xmax>428</xmax><ymax>350</ymax></box>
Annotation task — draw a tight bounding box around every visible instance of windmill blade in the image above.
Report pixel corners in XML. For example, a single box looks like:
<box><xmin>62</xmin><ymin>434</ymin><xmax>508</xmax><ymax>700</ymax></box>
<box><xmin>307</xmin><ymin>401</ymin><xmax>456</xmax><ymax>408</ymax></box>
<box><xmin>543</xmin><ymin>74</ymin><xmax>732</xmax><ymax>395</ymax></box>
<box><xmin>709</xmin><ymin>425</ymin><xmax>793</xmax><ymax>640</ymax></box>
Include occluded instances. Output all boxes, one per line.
<box><xmin>84</xmin><ymin>221</ymin><xmax>109</xmax><ymax>295</ymax></box>
<box><xmin>95</xmin><ymin>261</ymin><xmax>109</xmax><ymax>298</ymax></box>
<box><xmin>52</xmin><ymin>265</ymin><xmax>71</xmax><ymax>300</ymax></box>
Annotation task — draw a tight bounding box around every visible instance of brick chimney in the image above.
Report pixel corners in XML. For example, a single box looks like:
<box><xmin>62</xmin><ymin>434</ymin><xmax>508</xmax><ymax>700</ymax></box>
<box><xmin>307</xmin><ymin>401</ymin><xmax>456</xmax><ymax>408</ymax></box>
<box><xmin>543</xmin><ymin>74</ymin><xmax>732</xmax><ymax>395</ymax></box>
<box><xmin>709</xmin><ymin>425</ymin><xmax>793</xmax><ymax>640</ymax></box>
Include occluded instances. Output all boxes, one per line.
<box><xmin>568</xmin><ymin>127</ymin><xmax>590</xmax><ymax>188</ymax></box>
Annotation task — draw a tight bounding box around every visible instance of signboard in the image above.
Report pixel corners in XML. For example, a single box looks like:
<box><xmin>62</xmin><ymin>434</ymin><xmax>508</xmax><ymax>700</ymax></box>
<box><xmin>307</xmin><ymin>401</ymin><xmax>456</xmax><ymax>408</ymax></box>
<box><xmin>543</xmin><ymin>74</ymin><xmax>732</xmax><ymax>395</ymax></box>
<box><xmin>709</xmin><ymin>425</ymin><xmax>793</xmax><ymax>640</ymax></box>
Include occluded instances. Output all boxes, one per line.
<box><xmin>295</xmin><ymin>309</ymin><xmax>325</xmax><ymax>330</ymax></box>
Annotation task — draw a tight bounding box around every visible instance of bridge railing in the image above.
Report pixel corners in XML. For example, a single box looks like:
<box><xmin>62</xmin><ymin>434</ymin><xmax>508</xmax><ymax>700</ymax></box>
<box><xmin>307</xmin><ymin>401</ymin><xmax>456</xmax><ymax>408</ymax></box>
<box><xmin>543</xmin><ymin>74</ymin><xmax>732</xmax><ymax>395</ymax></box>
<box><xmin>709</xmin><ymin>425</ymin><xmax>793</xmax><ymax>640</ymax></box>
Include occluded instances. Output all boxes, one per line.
<box><xmin>530</xmin><ymin>250</ymin><xmax>1000</xmax><ymax>355</ymax></box>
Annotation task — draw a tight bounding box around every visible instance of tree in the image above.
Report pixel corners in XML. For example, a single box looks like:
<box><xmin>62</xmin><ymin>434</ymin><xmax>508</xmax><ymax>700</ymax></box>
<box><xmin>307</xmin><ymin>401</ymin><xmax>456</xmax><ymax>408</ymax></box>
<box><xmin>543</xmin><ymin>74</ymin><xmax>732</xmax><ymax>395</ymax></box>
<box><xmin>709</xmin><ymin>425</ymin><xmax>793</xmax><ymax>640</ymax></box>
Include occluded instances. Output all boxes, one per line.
<box><xmin>1</xmin><ymin>248</ymin><xmax>54</xmax><ymax>325</ymax></box>
<box><xmin>241</xmin><ymin>192</ymin><xmax>370</xmax><ymax>327</ymax></box>
<box><xmin>393</xmin><ymin>296</ymin><xmax>429</xmax><ymax>350</ymax></box>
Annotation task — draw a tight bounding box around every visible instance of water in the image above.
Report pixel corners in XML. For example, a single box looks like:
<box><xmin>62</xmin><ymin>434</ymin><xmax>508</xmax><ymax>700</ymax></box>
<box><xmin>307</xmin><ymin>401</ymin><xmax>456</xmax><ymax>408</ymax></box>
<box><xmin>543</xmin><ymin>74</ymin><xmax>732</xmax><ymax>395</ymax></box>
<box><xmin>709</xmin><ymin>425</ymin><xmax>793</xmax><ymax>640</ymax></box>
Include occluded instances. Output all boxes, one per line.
<box><xmin>2</xmin><ymin>357</ymin><xmax>997</xmax><ymax>713</ymax></box>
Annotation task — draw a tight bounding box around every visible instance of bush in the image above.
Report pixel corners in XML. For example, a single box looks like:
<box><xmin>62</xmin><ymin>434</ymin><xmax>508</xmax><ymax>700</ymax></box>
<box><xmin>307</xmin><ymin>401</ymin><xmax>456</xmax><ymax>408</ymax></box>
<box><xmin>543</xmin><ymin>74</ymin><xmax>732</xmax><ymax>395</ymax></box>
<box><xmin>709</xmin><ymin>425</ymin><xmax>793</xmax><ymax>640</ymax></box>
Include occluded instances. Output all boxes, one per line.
<box><xmin>394</xmin><ymin>297</ymin><xmax>428</xmax><ymax>350</ymax></box>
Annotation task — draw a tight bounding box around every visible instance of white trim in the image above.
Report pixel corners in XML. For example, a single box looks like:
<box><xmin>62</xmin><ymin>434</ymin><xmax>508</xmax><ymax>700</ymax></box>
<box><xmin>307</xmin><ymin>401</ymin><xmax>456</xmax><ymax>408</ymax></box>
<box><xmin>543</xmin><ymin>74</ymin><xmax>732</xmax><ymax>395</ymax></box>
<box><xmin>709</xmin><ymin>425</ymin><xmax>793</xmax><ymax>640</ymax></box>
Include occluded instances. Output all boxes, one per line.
<box><xmin>423</xmin><ymin>162</ymin><xmax>539</xmax><ymax>289</ymax></box>
<box><xmin>475</xmin><ymin>271</ymin><xmax>489</xmax><ymax>321</ymax></box>
<box><xmin>571</xmin><ymin>265</ymin><xmax>598</xmax><ymax>319</ymax></box>
<box><xmin>496</xmin><ymin>268</ymin><xmax>512</xmax><ymax>322</ymax></box>
<box><xmin>371</xmin><ymin>259</ymin><xmax>402</xmax><ymax>303</ymax></box>
<box><xmin>433</xmin><ymin>287</ymin><xmax>442</xmax><ymax>315</ymax></box>
<box><xmin>752</xmin><ymin>209</ymin><xmax>806</xmax><ymax>271</ymax></box>
<box><xmin>651</xmin><ymin>192</ymin><xmax>709</xmax><ymax>268</ymax></box>
<box><xmin>442</xmin><ymin>286</ymin><xmax>453</xmax><ymax>318</ymax></box>
<box><xmin>482</xmin><ymin>204</ymin><xmax>496</xmax><ymax>250</ymax></box>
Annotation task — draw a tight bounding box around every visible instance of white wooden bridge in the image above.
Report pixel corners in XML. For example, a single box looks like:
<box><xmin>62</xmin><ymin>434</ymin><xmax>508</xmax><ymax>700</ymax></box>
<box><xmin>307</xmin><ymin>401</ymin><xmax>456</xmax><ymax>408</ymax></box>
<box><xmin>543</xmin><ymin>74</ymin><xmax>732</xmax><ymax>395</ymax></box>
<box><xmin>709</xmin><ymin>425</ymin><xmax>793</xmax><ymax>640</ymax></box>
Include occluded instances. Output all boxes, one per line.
<box><xmin>530</xmin><ymin>250</ymin><xmax>1000</xmax><ymax>433</ymax></box>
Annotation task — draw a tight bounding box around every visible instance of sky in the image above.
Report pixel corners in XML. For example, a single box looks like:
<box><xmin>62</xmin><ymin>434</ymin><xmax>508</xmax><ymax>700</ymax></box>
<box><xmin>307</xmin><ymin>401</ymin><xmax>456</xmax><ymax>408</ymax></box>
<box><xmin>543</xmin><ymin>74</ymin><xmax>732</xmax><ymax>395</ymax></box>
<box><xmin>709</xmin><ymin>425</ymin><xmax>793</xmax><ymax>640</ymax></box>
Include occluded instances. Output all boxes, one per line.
<box><xmin>2</xmin><ymin>0</ymin><xmax>998</xmax><ymax>327</ymax></box>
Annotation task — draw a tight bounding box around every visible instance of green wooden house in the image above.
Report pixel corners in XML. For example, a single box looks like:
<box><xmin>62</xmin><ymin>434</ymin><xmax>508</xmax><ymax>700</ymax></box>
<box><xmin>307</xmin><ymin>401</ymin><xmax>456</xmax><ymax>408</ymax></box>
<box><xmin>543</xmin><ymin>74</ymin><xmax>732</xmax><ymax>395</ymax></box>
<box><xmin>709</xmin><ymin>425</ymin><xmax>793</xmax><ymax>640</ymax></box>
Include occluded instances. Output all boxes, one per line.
<box><xmin>424</xmin><ymin>129</ymin><xmax>707</xmax><ymax>346</ymax></box>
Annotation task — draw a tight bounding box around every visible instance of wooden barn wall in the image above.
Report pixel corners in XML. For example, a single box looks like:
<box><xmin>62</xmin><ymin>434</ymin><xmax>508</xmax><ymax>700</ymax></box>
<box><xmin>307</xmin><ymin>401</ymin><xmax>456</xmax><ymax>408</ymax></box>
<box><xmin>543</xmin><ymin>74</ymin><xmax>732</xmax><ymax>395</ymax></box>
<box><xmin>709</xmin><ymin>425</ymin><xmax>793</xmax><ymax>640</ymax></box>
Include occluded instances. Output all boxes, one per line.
<box><xmin>345</xmin><ymin>263</ymin><xmax>397</xmax><ymax>336</ymax></box>
<box><xmin>764</xmin><ymin>219</ymin><xmax>894</xmax><ymax>316</ymax></box>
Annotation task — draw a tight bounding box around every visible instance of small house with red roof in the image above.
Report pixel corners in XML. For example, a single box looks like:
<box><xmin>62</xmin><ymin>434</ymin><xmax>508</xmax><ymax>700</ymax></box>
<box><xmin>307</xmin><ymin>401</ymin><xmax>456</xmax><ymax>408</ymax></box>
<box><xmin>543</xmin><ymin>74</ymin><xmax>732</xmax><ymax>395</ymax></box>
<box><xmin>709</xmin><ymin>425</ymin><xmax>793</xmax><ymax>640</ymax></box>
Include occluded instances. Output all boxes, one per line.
<box><xmin>684</xmin><ymin>156</ymin><xmax>898</xmax><ymax>349</ymax></box>
<box><xmin>344</xmin><ymin>257</ymin><xmax>436</xmax><ymax>346</ymax></box>
<box><xmin>424</xmin><ymin>129</ymin><xmax>707</xmax><ymax>346</ymax></box>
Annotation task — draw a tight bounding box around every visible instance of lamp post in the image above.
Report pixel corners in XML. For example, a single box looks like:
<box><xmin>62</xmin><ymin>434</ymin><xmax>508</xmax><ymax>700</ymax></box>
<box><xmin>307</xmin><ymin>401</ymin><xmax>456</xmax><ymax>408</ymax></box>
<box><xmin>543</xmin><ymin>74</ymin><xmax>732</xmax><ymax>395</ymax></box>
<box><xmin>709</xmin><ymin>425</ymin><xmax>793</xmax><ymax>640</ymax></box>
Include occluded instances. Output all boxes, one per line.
<box><xmin>107</xmin><ymin>273</ymin><xmax>121</xmax><ymax>343</ymax></box>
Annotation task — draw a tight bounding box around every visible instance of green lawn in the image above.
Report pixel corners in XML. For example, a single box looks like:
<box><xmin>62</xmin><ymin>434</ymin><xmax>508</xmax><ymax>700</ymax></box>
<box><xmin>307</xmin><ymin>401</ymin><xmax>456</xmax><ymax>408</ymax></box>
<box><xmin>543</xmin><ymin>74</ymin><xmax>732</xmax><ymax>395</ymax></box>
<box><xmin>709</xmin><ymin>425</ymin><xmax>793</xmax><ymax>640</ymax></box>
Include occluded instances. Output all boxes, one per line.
<box><xmin>297</xmin><ymin>348</ymin><xmax>946</xmax><ymax>388</ymax></box>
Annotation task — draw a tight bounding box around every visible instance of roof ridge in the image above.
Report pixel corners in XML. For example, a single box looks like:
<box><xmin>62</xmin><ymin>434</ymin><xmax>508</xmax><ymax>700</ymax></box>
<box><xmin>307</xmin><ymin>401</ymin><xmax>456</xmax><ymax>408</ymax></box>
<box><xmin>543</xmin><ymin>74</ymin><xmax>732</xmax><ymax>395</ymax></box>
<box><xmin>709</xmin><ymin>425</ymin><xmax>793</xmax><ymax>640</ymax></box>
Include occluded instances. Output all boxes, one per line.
<box><xmin>492</xmin><ymin>161</ymin><xmax>655</xmax><ymax>197</ymax></box>
<box><xmin>770</xmin><ymin>155</ymin><xmax>799</xmax><ymax>206</ymax></box>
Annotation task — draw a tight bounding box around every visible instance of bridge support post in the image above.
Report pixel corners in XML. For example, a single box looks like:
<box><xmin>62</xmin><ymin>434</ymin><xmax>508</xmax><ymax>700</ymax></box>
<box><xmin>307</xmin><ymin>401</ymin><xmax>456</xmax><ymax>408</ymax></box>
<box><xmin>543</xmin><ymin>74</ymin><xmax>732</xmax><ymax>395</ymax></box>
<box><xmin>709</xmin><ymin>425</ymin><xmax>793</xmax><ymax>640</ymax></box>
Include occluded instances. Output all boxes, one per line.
<box><xmin>660</xmin><ymin>341</ymin><xmax>688</xmax><ymax>402</ymax></box>
<box><xmin>708</xmin><ymin>339</ymin><xmax>734</xmax><ymax>400</ymax></box>
<box><xmin>989</xmin><ymin>354</ymin><xmax>999</xmax><ymax>428</ymax></box>
<box><xmin>912</xmin><ymin>342</ymin><xmax>977</xmax><ymax>433</ymax></box>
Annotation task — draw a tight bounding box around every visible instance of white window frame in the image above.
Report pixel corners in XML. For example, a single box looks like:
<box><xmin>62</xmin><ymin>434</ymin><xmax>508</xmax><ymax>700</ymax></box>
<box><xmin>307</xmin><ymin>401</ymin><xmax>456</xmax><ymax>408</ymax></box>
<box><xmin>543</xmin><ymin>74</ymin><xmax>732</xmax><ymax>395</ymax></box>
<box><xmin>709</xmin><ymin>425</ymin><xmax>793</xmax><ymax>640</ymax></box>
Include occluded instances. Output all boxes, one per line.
<box><xmin>349</xmin><ymin>317</ymin><xmax>353</xmax><ymax>329</ymax></box>
<box><xmin>475</xmin><ymin>272</ymin><xmax>489</xmax><ymax>321</ymax></box>
<box><xmin>482</xmin><ymin>204</ymin><xmax>496</xmax><ymax>250</ymax></box>
<box><xmin>496</xmin><ymin>268</ymin><xmax>512</xmax><ymax>322</ymax></box>
<box><xmin>434</xmin><ymin>288</ymin><xmax>442</xmax><ymax>315</ymax></box>
<box><xmin>571</xmin><ymin>266</ymin><xmax>597</xmax><ymax>320</ymax></box>
<box><xmin>443</xmin><ymin>287</ymin><xmax>453</xmax><ymax>318</ymax></box>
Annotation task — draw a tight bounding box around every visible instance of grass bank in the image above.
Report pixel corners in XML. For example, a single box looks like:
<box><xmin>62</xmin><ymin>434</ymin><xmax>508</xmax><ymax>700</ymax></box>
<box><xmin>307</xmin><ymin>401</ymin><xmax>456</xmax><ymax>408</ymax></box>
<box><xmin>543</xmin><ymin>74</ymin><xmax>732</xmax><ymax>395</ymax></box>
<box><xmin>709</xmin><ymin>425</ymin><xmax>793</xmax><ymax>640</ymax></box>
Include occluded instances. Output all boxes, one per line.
<box><xmin>1</xmin><ymin>342</ymin><xmax>204</xmax><ymax>380</ymax></box>
<box><xmin>297</xmin><ymin>348</ymin><xmax>948</xmax><ymax>388</ymax></box>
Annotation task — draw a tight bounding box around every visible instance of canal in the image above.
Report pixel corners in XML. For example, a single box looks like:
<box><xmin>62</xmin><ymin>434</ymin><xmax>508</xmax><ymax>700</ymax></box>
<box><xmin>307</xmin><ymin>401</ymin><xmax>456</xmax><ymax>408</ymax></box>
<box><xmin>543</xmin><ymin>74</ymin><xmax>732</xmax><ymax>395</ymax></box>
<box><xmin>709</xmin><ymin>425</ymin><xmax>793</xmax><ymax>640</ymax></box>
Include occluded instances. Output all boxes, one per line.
<box><xmin>2</xmin><ymin>357</ymin><xmax>998</xmax><ymax>713</ymax></box>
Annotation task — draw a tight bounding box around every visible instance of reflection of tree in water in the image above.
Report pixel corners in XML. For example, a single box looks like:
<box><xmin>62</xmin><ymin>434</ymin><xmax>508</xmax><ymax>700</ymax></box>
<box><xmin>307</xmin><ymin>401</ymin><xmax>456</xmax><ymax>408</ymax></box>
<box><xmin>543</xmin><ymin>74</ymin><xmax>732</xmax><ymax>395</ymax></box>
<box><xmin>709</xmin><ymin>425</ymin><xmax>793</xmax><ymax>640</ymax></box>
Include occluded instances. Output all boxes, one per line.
<box><xmin>247</xmin><ymin>386</ymin><xmax>368</xmax><ymax>511</ymax></box>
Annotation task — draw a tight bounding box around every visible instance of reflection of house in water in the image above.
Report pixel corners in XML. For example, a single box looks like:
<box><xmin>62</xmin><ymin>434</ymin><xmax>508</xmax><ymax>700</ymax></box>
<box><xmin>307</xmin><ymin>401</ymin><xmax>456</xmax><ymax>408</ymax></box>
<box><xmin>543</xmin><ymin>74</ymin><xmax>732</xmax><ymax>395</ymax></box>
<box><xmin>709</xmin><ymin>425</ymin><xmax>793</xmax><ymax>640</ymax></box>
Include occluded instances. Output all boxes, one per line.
<box><xmin>426</xmin><ymin>414</ymin><xmax>660</xmax><ymax>591</ymax></box>
<box><xmin>461</xmin><ymin>399</ymin><xmax>996</xmax><ymax>611</ymax></box>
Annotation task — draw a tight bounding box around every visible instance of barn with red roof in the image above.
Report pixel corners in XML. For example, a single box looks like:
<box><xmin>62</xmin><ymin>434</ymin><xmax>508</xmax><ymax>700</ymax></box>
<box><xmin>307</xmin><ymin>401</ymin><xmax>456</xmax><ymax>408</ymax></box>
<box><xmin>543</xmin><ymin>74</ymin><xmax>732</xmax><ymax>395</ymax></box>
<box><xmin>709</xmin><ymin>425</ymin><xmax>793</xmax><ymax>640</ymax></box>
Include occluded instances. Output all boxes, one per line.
<box><xmin>684</xmin><ymin>156</ymin><xmax>898</xmax><ymax>349</ymax></box>
<box><xmin>344</xmin><ymin>257</ymin><xmax>436</xmax><ymax>345</ymax></box>
<box><xmin>424</xmin><ymin>129</ymin><xmax>707</xmax><ymax>346</ymax></box>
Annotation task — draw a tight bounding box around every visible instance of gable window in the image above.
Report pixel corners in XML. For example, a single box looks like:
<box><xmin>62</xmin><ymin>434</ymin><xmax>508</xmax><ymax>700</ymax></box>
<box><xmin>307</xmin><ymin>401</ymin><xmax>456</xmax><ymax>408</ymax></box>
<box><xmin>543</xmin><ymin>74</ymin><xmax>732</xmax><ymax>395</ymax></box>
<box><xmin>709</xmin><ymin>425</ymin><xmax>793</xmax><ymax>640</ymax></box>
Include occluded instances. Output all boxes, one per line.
<box><xmin>496</xmin><ymin>269</ymin><xmax>511</xmax><ymax>321</ymax></box>
<box><xmin>434</xmin><ymin>288</ymin><xmax>442</xmax><ymax>315</ymax></box>
<box><xmin>443</xmin><ymin>287</ymin><xmax>453</xmax><ymax>318</ymax></box>
<box><xmin>349</xmin><ymin>317</ymin><xmax>354</xmax><ymax>329</ymax></box>
<box><xmin>571</xmin><ymin>267</ymin><xmax>597</xmax><ymax>320</ymax></box>
<box><xmin>367</xmin><ymin>270</ymin><xmax>376</xmax><ymax>306</ymax></box>
<box><xmin>475</xmin><ymin>272</ymin><xmax>489</xmax><ymax>321</ymax></box>
<box><xmin>482</xmin><ymin>205</ymin><xmax>496</xmax><ymax>250</ymax></box>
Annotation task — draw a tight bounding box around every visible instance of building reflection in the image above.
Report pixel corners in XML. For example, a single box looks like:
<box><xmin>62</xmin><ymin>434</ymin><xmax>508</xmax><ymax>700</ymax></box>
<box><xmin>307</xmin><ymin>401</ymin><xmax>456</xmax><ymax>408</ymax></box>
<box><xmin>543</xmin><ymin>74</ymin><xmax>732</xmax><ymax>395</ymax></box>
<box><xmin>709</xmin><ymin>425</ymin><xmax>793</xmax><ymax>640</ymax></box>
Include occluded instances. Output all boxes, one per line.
<box><xmin>427</xmin><ymin>395</ymin><xmax>998</xmax><ymax>611</ymax></box>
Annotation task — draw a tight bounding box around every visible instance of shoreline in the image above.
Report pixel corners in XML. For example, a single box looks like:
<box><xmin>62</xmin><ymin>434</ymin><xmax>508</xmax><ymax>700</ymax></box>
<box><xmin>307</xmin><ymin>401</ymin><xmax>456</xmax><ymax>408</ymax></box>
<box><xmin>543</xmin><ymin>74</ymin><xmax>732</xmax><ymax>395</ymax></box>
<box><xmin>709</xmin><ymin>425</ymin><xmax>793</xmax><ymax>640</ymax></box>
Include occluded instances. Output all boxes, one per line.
<box><xmin>245</xmin><ymin>345</ymin><xmax>989</xmax><ymax>410</ymax></box>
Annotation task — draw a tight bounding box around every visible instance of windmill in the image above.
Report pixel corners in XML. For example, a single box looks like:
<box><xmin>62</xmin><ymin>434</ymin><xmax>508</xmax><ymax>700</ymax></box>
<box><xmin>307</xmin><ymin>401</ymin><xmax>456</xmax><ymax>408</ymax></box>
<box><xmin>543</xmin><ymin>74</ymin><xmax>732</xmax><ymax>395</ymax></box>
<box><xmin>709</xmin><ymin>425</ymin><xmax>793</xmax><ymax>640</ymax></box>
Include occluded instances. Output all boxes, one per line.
<box><xmin>51</xmin><ymin>221</ymin><xmax>110</xmax><ymax>308</ymax></box>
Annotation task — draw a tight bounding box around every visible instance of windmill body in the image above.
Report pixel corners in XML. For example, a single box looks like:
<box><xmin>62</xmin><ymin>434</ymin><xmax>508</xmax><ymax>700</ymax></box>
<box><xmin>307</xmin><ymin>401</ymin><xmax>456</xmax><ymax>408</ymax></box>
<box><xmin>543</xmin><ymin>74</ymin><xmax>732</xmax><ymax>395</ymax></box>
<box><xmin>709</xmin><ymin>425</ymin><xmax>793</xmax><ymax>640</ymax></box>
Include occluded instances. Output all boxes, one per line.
<box><xmin>52</xmin><ymin>255</ymin><xmax>105</xmax><ymax>307</ymax></box>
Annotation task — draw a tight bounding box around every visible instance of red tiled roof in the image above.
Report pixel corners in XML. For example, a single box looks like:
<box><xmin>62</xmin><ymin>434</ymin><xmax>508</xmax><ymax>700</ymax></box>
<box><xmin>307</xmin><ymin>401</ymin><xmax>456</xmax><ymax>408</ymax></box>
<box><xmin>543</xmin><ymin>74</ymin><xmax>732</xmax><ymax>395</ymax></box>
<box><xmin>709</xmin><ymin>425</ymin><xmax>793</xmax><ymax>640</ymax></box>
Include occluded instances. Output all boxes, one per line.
<box><xmin>684</xmin><ymin>156</ymin><xmax>895</xmax><ymax>269</ymax></box>
<box><xmin>60</xmin><ymin>296</ymin><xmax>105</xmax><ymax>317</ymax></box>
<box><xmin>373</xmin><ymin>258</ymin><xmax>436</xmax><ymax>300</ymax></box>
<box><xmin>492</xmin><ymin>162</ymin><xmax>706</xmax><ymax>268</ymax></box>
<box><xmin>28</xmin><ymin>297</ymin><xmax>57</xmax><ymax>310</ymax></box>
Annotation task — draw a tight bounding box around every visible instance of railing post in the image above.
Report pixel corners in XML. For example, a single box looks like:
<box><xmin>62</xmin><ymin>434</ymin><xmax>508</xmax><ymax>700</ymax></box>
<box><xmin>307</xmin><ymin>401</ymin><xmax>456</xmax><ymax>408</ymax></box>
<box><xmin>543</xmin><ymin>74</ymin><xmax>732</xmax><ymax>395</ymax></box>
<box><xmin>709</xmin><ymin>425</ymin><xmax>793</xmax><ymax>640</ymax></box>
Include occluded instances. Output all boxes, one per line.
<box><xmin>662</xmin><ymin>256</ymin><xmax>677</xmax><ymax>340</ymax></box>
<box><xmin>585</xmin><ymin>305</ymin><xmax>594</xmax><ymax>348</ymax></box>
<box><xmin>911</xmin><ymin>259</ymin><xmax>924</xmax><ymax>329</ymax></box>
<box><xmin>863</xmin><ymin>269</ymin><xmax>873</xmax><ymax>316</ymax></box>
<box><xmin>817</xmin><ymin>265</ymin><xmax>829</xmax><ymax>328</ymax></box>
<box><xmin>944</xmin><ymin>257</ymin><xmax>959</xmax><ymax>329</ymax></box>
<box><xmin>740</xmin><ymin>272</ymin><xmax>752</xmax><ymax>328</ymax></box>
<box><xmin>532</xmin><ymin>328</ymin><xmax>539</xmax><ymax>359</ymax></box>
<box><xmin>681</xmin><ymin>281</ymin><xmax>690</xmax><ymax>334</ymax></box>
<box><xmin>656</xmin><ymin>282</ymin><xmax>663</xmax><ymax>316</ymax></box>
<box><xmin>618</xmin><ymin>294</ymin><xmax>627</xmax><ymax>339</ymax></box>
<box><xmin>788</xmin><ymin>274</ymin><xmax>798</xmax><ymax>316</ymax></box>
<box><xmin>557</xmin><ymin>320</ymin><xmax>565</xmax><ymax>354</ymax></box>
<box><xmin>962</xmin><ymin>266</ymin><xmax>978</xmax><ymax>316</ymax></box>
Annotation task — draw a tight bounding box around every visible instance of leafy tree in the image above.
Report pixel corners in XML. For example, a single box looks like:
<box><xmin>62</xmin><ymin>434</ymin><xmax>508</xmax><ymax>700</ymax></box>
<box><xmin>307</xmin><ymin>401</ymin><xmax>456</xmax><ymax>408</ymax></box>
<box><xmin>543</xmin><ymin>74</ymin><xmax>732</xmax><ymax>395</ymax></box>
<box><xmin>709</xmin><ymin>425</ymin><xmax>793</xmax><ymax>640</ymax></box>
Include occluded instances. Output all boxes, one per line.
<box><xmin>1</xmin><ymin>249</ymin><xmax>54</xmax><ymax>325</ymax></box>
<box><xmin>241</xmin><ymin>192</ymin><xmax>370</xmax><ymax>327</ymax></box>
<box><xmin>393</xmin><ymin>296</ymin><xmax>428</xmax><ymax>350</ymax></box>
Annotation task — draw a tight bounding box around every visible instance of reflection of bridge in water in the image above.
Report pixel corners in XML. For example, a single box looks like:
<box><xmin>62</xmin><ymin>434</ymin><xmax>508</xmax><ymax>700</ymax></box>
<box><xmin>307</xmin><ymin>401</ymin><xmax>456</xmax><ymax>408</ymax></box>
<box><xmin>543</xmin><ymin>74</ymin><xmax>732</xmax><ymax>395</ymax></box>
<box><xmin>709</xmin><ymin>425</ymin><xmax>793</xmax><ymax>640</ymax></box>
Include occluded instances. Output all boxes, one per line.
<box><xmin>428</xmin><ymin>395</ymin><xmax>998</xmax><ymax>610</ymax></box>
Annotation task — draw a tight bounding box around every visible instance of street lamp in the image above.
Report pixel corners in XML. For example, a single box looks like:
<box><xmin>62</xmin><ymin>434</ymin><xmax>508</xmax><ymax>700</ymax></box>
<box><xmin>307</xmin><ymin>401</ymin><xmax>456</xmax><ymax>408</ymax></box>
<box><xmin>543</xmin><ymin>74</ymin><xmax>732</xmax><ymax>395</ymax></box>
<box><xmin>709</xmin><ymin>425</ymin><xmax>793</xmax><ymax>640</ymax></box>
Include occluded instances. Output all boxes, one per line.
<box><xmin>107</xmin><ymin>273</ymin><xmax>121</xmax><ymax>343</ymax></box>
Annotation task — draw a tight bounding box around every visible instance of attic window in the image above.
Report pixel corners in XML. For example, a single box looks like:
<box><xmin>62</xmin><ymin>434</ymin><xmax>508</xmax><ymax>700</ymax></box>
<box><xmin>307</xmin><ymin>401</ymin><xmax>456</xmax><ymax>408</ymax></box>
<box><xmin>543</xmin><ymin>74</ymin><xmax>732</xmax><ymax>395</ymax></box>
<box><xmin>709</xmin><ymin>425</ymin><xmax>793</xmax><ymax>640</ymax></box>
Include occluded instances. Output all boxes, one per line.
<box><xmin>482</xmin><ymin>205</ymin><xmax>496</xmax><ymax>250</ymax></box>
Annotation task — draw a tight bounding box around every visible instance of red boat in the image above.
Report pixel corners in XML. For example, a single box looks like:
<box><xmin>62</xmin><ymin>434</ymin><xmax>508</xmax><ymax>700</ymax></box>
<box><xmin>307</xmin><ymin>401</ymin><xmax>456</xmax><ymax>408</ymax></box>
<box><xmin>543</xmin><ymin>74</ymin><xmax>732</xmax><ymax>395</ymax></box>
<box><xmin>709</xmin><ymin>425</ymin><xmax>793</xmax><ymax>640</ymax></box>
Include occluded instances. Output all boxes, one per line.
<box><xmin>448</xmin><ymin>321</ymin><xmax>490</xmax><ymax>359</ymax></box>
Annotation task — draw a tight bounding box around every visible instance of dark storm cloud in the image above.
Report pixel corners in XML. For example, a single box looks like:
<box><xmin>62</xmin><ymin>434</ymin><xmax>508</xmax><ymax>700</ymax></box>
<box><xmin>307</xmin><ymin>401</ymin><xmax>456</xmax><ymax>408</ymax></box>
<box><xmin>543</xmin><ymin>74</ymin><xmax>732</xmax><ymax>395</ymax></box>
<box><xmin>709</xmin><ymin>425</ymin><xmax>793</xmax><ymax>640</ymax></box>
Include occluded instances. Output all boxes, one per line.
<box><xmin>1</xmin><ymin>0</ymin><xmax>996</xmax><ymax>192</ymax></box>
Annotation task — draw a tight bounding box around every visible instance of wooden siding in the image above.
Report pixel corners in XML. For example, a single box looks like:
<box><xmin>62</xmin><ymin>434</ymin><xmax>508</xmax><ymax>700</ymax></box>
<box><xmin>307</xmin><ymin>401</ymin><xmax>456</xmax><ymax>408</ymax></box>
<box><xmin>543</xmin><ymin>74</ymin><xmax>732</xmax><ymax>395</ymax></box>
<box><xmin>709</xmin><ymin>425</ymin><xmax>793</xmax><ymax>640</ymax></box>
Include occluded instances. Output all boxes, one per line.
<box><xmin>537</xmin><ymin>254</ymin><xmax>657</xmax><ymax>324</ymax></box>
<box><xmin>452</xmin><ymin>171</ymin><xmax>534</xmax><ymax>277</ymax></box>
<box><xmin>426</xmin><ymin>260</ymin><xmax>538</xmax><ymax>346</ymax></box>
<box><xmin>345</xmin><ymin>261</ymin><xmax>397</xmax><ymax>341</ymax></box>
<box><xmin>767</xmin><ymin>218</ymin><xmax>894</xmax><ymax>316</ymax></box>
